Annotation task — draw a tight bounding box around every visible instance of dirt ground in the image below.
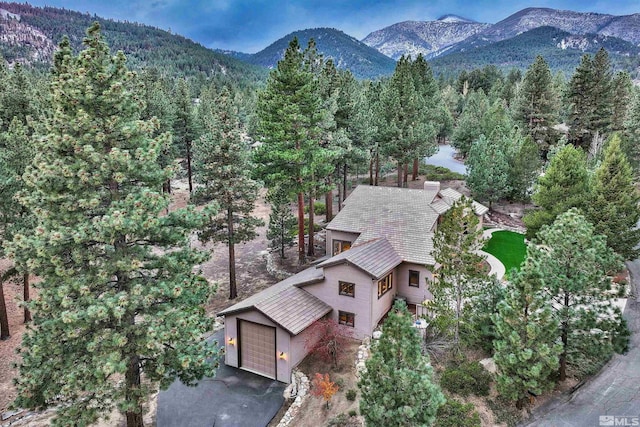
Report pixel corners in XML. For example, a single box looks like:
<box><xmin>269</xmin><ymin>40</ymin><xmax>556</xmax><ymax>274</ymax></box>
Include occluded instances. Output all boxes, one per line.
<box><xmin>290</xmin><ymin>339</ymin><xmax>362</xmax><ymax>427</ymax></box>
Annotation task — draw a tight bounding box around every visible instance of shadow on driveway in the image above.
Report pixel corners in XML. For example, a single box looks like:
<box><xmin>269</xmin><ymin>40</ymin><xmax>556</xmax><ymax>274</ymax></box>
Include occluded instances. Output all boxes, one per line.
<box><xmin>157</xmin><ymin>330</ymin><xmax>286</xmax><ymax>427</ymax></box>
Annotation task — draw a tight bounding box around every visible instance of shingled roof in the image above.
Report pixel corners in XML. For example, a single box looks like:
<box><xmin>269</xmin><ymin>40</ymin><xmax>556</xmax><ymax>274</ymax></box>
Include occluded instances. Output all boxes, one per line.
<box><xmin>327</xmin><ymin>185</ymin><xmax>441</xmax><ymax>265</ymax></box>
<box><xmin>218</xmin><ymin>267</ymin><xmax>331</xmax><ymax>335</ymax></box>
<box><xmin>326</xmin><ymin>185</ymin><xmax>488</xmax><ymax>265</ymax></box>
<box><xmin>317</xmin><ymin>238</ymin><xmax>402</xmax><ymax>279</ymax></box>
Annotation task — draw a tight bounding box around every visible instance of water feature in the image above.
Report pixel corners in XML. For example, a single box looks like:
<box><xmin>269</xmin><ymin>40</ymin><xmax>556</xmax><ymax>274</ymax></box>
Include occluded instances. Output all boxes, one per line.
<box><xmin>424</xmin><ymin>144</ymin><xmax>467</xmax><ymax>175</ymax></box>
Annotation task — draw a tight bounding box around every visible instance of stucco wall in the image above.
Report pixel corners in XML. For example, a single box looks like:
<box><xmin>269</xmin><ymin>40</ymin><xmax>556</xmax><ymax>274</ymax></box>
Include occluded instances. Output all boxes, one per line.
<box><xmin>304</xmin><ymin>263</ymin><xmax>372</xmax><ymax>338</ymax></box>
<box><xmin>395</xmin><ymin>263</ymin><xmax>434</xmax><ymax>305</ymax></box>
<box><xmin>371</xmin><ymin>268</ymin><xmax>397</xmax><ymax>331</ymax></box>
<box><xmin>223</xmin><ymin>310</ymin><xmax>292</xmax><ymax>383</ymax></box>
<box><xmin>325</xmin><ymin>229</ymin><xmax>359</xmax><ymax>256</ymax></box>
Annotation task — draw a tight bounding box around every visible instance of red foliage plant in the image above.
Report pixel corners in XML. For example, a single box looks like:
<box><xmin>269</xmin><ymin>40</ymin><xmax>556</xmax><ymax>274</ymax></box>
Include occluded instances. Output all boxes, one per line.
<box><xmin>304</xmin><ymin>318</ymin><xmax>354</xmax><ymax>368</ymax></box>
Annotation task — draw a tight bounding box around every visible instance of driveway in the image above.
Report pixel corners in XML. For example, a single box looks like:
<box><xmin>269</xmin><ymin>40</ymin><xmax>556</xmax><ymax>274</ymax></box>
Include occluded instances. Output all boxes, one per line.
<box><xmin>522</xmin><ymin>260</ymin><xmax>640</xmax><ymax>427</ymax></box>
<box><xmin>157</xmin><ymin>330</ymin><xmax>286</xmax><ymax>427</ymax></box>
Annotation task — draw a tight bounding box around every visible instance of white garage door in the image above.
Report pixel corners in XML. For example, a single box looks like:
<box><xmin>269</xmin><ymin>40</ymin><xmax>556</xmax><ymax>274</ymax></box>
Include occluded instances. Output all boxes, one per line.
<box><xmin>239</xmin><ymin>320</ymin><xmax>276</xmax><ymax>379</ymax></box>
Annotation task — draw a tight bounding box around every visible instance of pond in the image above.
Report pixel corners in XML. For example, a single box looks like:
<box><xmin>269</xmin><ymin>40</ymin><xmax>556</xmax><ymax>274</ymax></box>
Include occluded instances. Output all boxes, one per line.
<box><xmin>424</xmin><ymin>144</ymin><xmax>467</xmax><ymax>175</ymax></box>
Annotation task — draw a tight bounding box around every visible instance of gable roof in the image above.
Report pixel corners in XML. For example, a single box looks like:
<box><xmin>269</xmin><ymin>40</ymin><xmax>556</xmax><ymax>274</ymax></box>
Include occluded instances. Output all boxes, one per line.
<box><xmin>218</xmin><ymin>267</ymin><xmax>331</xmax><ymax>335</ymax></box>
<box><xmin>327</xmin><ymin>185</ymin><xmax>441</xmax><ymax>265</ymax></box>
<box><xmin>438</xmin><ymin>187</ymin><xmax>489</xmax><ymax>216</ymax></box>
<box><xmin>317</xmin><ymin>238</ymin><xmax>402</xmax><ymax>279</ymax></box>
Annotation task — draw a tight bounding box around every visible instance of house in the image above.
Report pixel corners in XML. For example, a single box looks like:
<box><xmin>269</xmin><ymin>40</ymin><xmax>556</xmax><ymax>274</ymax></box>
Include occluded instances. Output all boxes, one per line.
<box><xmin>219</xmin><ymin>181</ymin><xmax>488</xmax><ymax>383</ymax></box>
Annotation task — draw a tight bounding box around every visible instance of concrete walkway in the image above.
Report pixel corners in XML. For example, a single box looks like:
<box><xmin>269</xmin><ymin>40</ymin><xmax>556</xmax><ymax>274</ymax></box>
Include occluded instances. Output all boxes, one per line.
<box><xmin>521</xmin><ymin>260</ymin><xmax>640</xmax><ymax>426</ymax></box>
<box><xmin>157</xmin><ymin>330</ymin><xmax>286</xmax><ymax>427</ymax></box>
<box><xmin>478</xmin><ymin>227</ymin><xmax>513</xmax><ymax>281</ymax></box>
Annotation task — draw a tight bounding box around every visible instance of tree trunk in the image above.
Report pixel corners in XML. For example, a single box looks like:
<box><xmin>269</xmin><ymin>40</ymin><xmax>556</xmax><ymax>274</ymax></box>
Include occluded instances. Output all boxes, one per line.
<box><xmin>337</xmin><ymin>181</ymin><xmax>343</xmax><ymax>213</ymax></box>
<box><xmin>297</xmin><ymin>192</ymin><xmax>305</xmax><ymax>265</ymax></box>
<box><xmin>369</xmin><ymin>157</ymin><xmax>374</xmax><ymax>185</ymax></box>
<box><xmin>397</xmin><ymin>162</ymin><xmax>403</xmax><ymax>188</ymax></box>
<box><xmin>412</xmin><ymin>158</ymin><xmax>419</xmax><ymax>181</ymax></box>
<box><xmin>280</xmin><ymin>218</ymin><xmax>286</xmax><ymax>259</ymax></box>
<box><xmin>228</xmin><ymin>208</ymin><xmax>237</xmax><ymax>300</ymax></box>
<box><xmin>374</xmin><ymin>152</ymin><xmax>379</xmax><ymax>186</ymax></box>
<box><xmin>0</xmin><ymin>276</ymin><xmax>9</xmax><ymax>340</ymax></box>
<box><xmin>23</xmin><ymin>272</ymin><xmax>31</xmax><ymax>323</ymax></box>
<box><xmin>559</xmin><ymin>293</ymin><xmax>569</xmax><ymax>381</ymax></box>
<box><xmin>325</xmin><ymin>188</ymin><xmax>333</xmax><ymax>222</ymax></box>
<box><xmin>125</xmin><ymin>354</ymin><xmax>144</xmax><ymax>427</ymax></box>
<box><xmin>342</xmin><ymin>164</ymin><xmax>348</xmax><ymax>201</ymax></box>
<box><xmin>186</xmin><ymin>140</ymin><xmax>193</xmax><ymax>194</ymax></box>
<box><xmin>403</xmin><ymin>163</ymin><xmax>408</xmax><ymax>187</ymax></box>
<box><xmin>307</xmin><ymin>193</ymin><xmax>315</xmax><ymax>257</ymax></box>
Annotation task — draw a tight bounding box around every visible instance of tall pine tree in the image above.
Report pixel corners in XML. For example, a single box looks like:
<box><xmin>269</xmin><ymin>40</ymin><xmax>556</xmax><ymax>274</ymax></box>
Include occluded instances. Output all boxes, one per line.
<box><xmin>359</xmin><ymin>300</ymin><xmax>445</xmax><ymax>426</ymax></box>
<box><xmin>493</xmin><ymin>259</ymin><xmax>562</xmax><ymax>409</ymax></box>
<box><xmin>8</xmin><ymin>26</ymin><xmax>218</xmax><ymax>426</ymax></box>
<box><xmin>523</xmin><ymin>144</ymin><xmax>589</xmax><ymax>239</ymax></box>
<box><xmin>586</xmin><ymin>134</ymin><xmax>640</xmax><ymax>260</ymax></box>
<box><xmin>193</xmin><ymin>87</ymin><xmax>263</xmax><ymax>300</ymax></box>
<box><xmin>536</xmin><ymin>209</ymin><xmax>624</xmax><ymax>381</ymax></box>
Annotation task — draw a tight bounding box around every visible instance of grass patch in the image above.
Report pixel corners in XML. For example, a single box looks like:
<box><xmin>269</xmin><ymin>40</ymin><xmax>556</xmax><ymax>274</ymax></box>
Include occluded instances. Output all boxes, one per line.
<box><xmin>483</xmin><ymin>230</ymin><xmax>526</xmax><ymax>274</ymax></box>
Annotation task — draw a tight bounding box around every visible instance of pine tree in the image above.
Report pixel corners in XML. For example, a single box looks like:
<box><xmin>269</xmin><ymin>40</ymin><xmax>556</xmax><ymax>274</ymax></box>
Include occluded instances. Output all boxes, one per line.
<box><xmin>193</xmin><ymin>87</ymin><xmax>263</xmax><ymax>300</ymax></box>
<box><xmin>7</xmin><ymin>26</ymin><xmax>218</xmax><ymax>427</ymax></box>
<box><xmin>431</xmin><ymin>197</ymin><xmax>486</xmax><ymax>346</ymax></box>
<box><xmin>567</xmin><ymin>49</ymin><xmax>614</xmax><ymax>149</ymax></box>
<box><xmin>622</xmin><ymin>88</ymin><xmax>640</xmax><ymax>174</ymax></box>
<box><xmin>266</xmin><ymin>187</ymin><xmax>297</xmax><ymax>259</ymax></box>
<box><xmin>254</xmin><ymin>38</ymin><xmax>325</xmax><ymax>264</ymax></box>
<box><xmin>507</xmin><ymin>134</ymin><xmax>541</xmax><ymax>203</ymax></box>
<box><xmin>610</xmin><ymin>72</ymin><xmax>633</xmax><ymax>133</ymax></box>
<box><xmin>523</xmin><ymin>144</ymin><xmax>589</xmax><ymax>240</ymax></box>
<box><xmin>452</xmin><ymin>90</ymin><xmax>490</xmax><ymax>158</ymax></box>
<box><xmin>535</xmin><ymin>209</ymin><xmax>624</xmax><ymax>381</ymax></box>
<box><xmin>513</xmin><ymin>55</ymin><xmax>559</xmax><ymax>154</ymax></box>
<box><xmin>466</xmin><ymin>134</ymin><xmax>510</xmax><ymax>208</ymax></box>
<box><xmin>359</xmin><ymin>300</ymin><xmax>445</xmax><ymax>427</ymax></box>
<box><xmin>586</xmin><ymin>134</ymin><xmax>640</xmax><ymax>260</ymax></box>
<box><xmin>173</xmin><ymin>78</ymin><xmax>198</xmax><ymax>194</ymax></box>
<box><xmin>493</xmin><ymin>260</ymin><xmax>562</xmax><ymax>409</ymax></box>
<box><xmin>0</xmin><ymin>118</ymin><xmax>36</xmax><ymax>324</ymax></box>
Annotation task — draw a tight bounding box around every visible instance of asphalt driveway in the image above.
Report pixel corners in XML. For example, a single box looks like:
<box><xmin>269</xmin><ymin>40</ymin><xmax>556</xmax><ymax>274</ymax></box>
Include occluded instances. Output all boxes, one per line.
<box><xmin>157</xmin><ymin>330</ymin><xmax>286</xmax><ymax>427</ymax></box>
<box><xmin>522</xmin><ymin>260</ymin><xmax>640</xmax><ymax>427</ymax></box>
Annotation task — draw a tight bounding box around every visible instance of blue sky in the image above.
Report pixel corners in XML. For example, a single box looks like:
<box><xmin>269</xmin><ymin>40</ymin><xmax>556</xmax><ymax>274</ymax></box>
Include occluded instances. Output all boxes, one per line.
<box><xmin>24</xmin><ymin>1</ymin><xmax>640</xmax><ymax>53</ymax></box>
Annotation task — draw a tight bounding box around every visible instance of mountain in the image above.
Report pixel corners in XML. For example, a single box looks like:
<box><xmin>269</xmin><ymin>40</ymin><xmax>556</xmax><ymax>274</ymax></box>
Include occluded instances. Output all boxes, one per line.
<box><xmin>0</xmin><ymin>2</ymin><xmax>266</xmax><ymax>82</ymax></box>
<box><xmin>429</xmin><ymin>26</ymin><xmax>640</xmax><ymax>76</ymax></box>
<box><xmin>362</xmin><ymin>16</ymin><xmax>490</xmax><ymax>60</ymax></box>
<box><xmin>247</xmin><ymin>27</ymin><xmax>397</xmax><ymax>79</ymax></box>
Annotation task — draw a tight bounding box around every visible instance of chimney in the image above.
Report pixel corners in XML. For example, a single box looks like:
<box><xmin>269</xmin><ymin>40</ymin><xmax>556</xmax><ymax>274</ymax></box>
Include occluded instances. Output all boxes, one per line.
<box><xmin>423</xmin><ymin>181</ymin><xmax>440</xmax><ymax>193</ymax></box>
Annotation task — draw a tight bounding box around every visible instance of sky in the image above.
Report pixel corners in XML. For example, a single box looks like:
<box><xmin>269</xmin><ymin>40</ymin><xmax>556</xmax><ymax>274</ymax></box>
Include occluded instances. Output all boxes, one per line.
<box><xmin>23</xmin><ymin>0</ymin><xmax>640</xmax><ymax>53</ymax></box>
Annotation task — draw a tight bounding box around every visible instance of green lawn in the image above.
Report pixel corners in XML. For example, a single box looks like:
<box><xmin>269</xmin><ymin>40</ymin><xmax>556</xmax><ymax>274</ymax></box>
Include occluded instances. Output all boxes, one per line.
<box><xmin>483</xmin><ymin>230</ymin><xmax>527</xmax><ymax>274</ymax></box>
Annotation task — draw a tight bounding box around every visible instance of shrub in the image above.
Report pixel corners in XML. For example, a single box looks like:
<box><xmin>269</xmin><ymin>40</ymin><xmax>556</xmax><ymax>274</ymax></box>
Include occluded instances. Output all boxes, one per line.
<box><xmin>435</xmin><ymin>399</ymin><xmax>481</xmax><ymax>427</ymax></box>
<box><xmin>348</xmin><ymin>409</ymin><xmax>357</xmax><ymax>417</ymax></box>
<box><xmin>440</xmin><ymin>360</ymin><xmax>491</xmax><ymax>397</ymax></box>
<box><xmin>346</xmin><ymin>389</ymin><xmax>357</xmax><ymax>401</ymax></box>
<box><xmin>419</xmin><ymin>164</ymin><xmax>466</xmax><ymax>181</ymax></box>
<box><xmin>289</xmin><ymin>218</ymin><xmax>322</xmax><ymax>236</ymax></box>
<box><xmin>303</xmin><ymin>201</ymin><xmax>327</xmax><ymax>215</ymax></box>
<box><xmin>327</xmin><ymin>413</ymin><xmax>359</xmax><ymax>427</ymax></box>
<box><xmin>335</xmin><ymin>377</ymin><xmax>345</xmax><ymax>389</ymax></box>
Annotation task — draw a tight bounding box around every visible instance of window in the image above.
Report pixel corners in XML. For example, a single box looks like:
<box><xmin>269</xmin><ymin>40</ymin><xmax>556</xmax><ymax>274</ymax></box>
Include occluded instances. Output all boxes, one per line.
<box><xmin>332</xmin><ymin>240</ymin><xmax>351</xmax><ymax>256</ymax></box>
<box><xmin>339</xmin><ymin>281</ymin><xmax>355</xmax><ymax>297</ymax></box>
<box><xmin>377</xmin><ymin>272</ymin><xmax>393</xmax><ymax>298</ymax></box>
<box><xmin>338</xmin><ymin>311</ymin><xmax>355</xmax><ymax>327</ymax></box>
<box><xmin>409</xmin><ymin>270</ymin><xmax>420</xmax><ymax>287</ymax></box>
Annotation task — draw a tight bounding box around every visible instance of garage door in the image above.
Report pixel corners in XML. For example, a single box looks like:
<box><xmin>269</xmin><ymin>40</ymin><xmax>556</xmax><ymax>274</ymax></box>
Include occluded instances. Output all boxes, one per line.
<box><xmin>239</xmin><ymin>320</ymin><xmax>276</xmax><ymax>379</ymax></box>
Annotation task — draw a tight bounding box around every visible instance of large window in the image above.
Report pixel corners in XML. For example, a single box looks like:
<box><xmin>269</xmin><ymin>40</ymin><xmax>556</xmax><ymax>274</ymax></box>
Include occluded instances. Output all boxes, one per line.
<box><xmin>409</xmin><ymin>270</ymin><xmax>420</xmax><ymax>287</ymax></box>
<box><xmin>377</xmin><ymin>272</ymin><xmax>393</xmax><ymax>298</ymax></box>
<box><xmin>332</xmin><ymin>239</ymin><xmax>351</xmax><ymax>256</ymax></box>
<box><xmin>339</xmin><ymin>281</ymin><xmax>355</xmax><ymax>297</ymax></box>
<box><xmin>338</xmin><ymin>310</ymin><xmax>355</xmax><ymax>327</ymax></box>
